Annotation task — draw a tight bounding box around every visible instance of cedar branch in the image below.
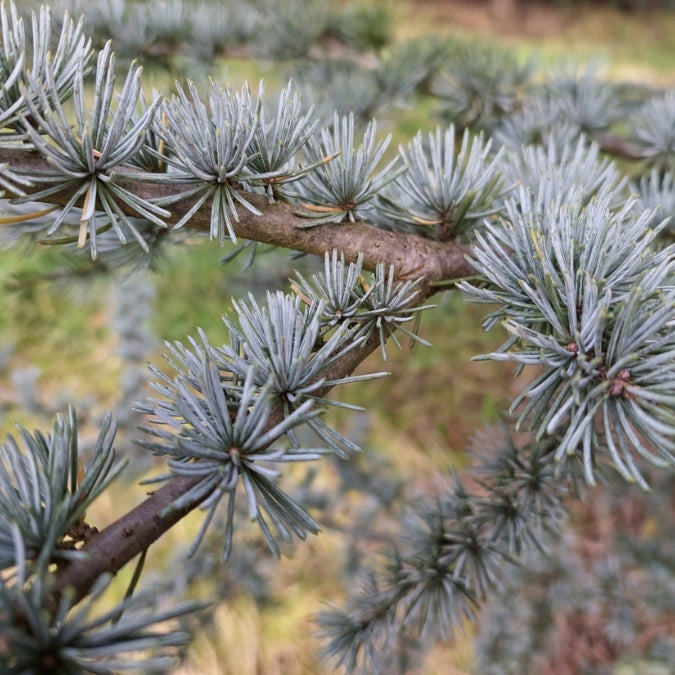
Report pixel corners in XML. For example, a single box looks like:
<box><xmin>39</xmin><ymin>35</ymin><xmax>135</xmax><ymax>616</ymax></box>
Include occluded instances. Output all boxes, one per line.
<box><xmin>53</xmin><ymin>332</ymin><xmax>381</xmax><ymax>603</ymax></box>
<box><xmin>2</xmin><ymin>147</ymin><xmax>477</xmax><ymax>283</ymax></box>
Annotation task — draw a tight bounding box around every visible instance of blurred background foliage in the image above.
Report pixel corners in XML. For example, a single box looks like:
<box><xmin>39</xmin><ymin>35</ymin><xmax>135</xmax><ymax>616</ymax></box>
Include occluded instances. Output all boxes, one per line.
<box><xmin>0</xmin><ymin>0</ymin><xmax>673</xmax><ymax>672</ymax></box>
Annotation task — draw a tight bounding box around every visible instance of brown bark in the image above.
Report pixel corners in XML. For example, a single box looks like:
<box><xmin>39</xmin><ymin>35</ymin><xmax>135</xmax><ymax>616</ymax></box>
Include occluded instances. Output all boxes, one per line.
<box><xmin>1</xmin><ymin>147</ymin><xmax>477</xmax><ymax>284</ymax></box>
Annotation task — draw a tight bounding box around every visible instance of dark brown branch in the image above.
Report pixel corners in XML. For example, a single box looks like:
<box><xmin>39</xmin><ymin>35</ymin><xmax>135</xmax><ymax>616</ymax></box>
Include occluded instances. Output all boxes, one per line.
<box><xmin>2</xmin><ymin>147</ymin><xmax>477</xmax><ymax>283</ymax></box>
<box><xmin>592</xmin><ymin>132</ymin><xmax>647</xmax><ymax>162</ymax></box>
<box><xmin>54</xmin><ymin>474</ymin><xmax>203</xmax><ymax>601</ymax></box>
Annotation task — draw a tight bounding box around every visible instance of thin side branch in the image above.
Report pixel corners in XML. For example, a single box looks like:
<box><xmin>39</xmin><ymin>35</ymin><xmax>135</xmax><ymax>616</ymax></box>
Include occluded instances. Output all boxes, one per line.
<box><xmin>592</xmin><ymin>132</ymin><xmax>649</xmax><ymax>161</ymax></box>
<box><xmin>54</xmin><ymin>318</ymin><xmax>383</xmax><ymax>603</ymax></box>
<box><xmin>54</xmin><ymin>474</ymin><xmax>203</xmax><ymax>602</ymax></box>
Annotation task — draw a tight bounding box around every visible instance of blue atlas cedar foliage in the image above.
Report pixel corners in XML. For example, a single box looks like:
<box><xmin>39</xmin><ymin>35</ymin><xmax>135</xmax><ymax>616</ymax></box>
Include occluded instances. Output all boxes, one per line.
<box><xmin>16</xmin><ymin>41</ymin><xmax>168</xmax><ymax>258</ymax></box>
<box><xmin>136</xmin><ymin>354</ymin><xmax>323</xmax><ymax>560</ymax></box>
<box><xmin>0</xmin><ymin>570</ymin><xmax>203</xmax><ymax>673</ymax></box>
<box><xmin>148</xmin><ymin>79</ymin><xmax>263</xmax><ymax>244</ymax></box>
<box><xmin>295</xmin><ymin>111</ymin><xmax>405</xmax><ymax>225</ymax></box>
<box><xmin>316</xmin><ymin>428</ymin><xmax>584</xmax><ymax>672</ymax></box>
<box><xmin>630</xmin><ymin>89</ymin><xmax>675</xmax><ymax>171</ymax></box>
<box><xmin>461</xmin><ymin>185</ymin><xmax>675</xmax><ymax>487</ymax></box>
<box><xmin>0</xmin><ymin>0</ymin><xmax>674</xmax><ymax>671</ymax></box>
<box><xmin>376</xmin><ymin>125</ymin><xmax>505</xmax><ymax>240</ymax></box>
<box><xmin>0</xmin><ymin>406</ymin><xmax>124</xmax><ymax>571</ymax></box>
<box><xmin>0</xmin><ymin>2</ymin><xmax>91</xmax><ymax>138</ymax></box>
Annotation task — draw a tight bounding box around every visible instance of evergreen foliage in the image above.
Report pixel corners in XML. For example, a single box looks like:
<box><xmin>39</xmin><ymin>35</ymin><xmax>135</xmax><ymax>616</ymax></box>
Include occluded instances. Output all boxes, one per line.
<box><xmin>0</xmin><ymin>0</ymin><xmax>674</xmax><ymax>672</ymax></box>
<box><xmin>630</xmin><ymin>89</ymin><xmax>675</xmax><ymax>171</ymax></box>
<box><xmin>18</xmin><ymin>41</ymin><xmax>168</xmax><ymax>257</ymax></box>
<box><xmin>296</xmin><ymin>113</ymin><xmax>404</xmax><ymax>225</ymax></box>
<box><xmin>431</xmin><ymin>40</ymin><xmax>534</xmax><ymax>130</ymax></box>
<box><xmin>376</xmin><ymin>126</ymin><xmax>504</xmax><ymax>239</ymax></box>
<box><xmin>0</xmin><ymin>407</ymin><xmax>122</xmax><ymax>570</ymax></box>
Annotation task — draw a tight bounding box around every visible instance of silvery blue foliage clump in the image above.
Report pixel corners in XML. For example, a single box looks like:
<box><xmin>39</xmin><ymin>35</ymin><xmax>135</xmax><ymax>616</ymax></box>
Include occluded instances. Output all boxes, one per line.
<box><xmin>492</xmin><ymin>94</ymin><xmax>581</xmax><ymax>152</ymax></box>
<box><xmin>293</xmin><ymin>58</ymin><xmax>382</xmax><ymax>125</ymax></box>
<box><xmin>16</xmin><ymin>42</ymin><xmax>168</xmax><ymax>258</ymax></box>
<box><xmin>633</xmin><ymin>169</ymin><xmax>675</xmax><ymax>233</ymax></box>
<box><xmin>0</xmin><ymin>407</ymin><xmax>124</xmax><ymax>570</ymax></box>
<box><xmin>0</xmin><ymin>2</ymin><xmax>91</xmax><ymax>139</ymax></box>
<box><xmin>378</xmin><ymin>35</ymin><xmax>456</xmax><ymax>97</ymax></box>
<box><xmin>378</xmin><ymin>125</ymin><xmax>504</xmax><ymax>240</ymax></box>
<box><xmin>498</xmin><ymin>135</ymin><xmax>627</xmax><ymax>210</ymax></box>
<box><xmin>546</xmin><ymin>61</ymin><xmax>626</xmax><ymax>133</ymax></box>
<box><xmin>88</xmin><ymin>0</ymin><xmax>164</xmax><ymax>58</ymax></box>
<box><xmin>630</xmin><ymin>89</ymin><xmax>675</xmax><ymax>170</ymax></box>
<box><xmin>151</xmin><ymin>81</ymin><xmax>324</xmax><ymax>242</ymax></box>
<box><xmin>292</xmin><ymin>251</ymin><xmax>433</xmax><ymax>360</ymax></box>
<box><xmin>1</xmin><ymin>569</ymin><xmax>202</xmax><ymax>673</ymax></box>
<box><xmin>432</xmin><ymin>39</ymin><xmax>535</xmax><ymax>129</ymax></box>
<box><xmin>150</xmin><ymin>80</ymin><xmax>262</xmax><ymax>244</ymax></box>
<box><xmin>137</xmin><ymin>351</ymin><xmax>324</xmax><ymax>559</ymax></box>
<box><xmin>292</xmin><ymin>250</ymin><xmax>371</xmax><ymax>329</ymax></box>
<box><xmin>356</xmin><ymin>262</ymin><xmax>434</xmax><ymax>359</ymax></box>
<box><xmin>461</xmin><ymin>186</ymin><xmax>675</xmax><ymax>487</ymax></box>
<box><xmin>250</xmin><ymin>0</ymin><xmax>331</xmax><ymax>60</ymax></box>
<box><xmin>244</xmin><ymin>82</ymin><xmax>319</xmax><ymax>201</ymax></box>
<box><xmin>317</xmin><ymin>428</ymin><xmax>581</xmax><ymax>672</ymax></box>
<box><xmin>295</xmin><ymin>112</ymin><xmax>405</xmax><ymax>225</ymax></box>
<box><xmin>216</xmin><ymin>287</ymin><xmax>391</xmax><ymax>453</ymax></box>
